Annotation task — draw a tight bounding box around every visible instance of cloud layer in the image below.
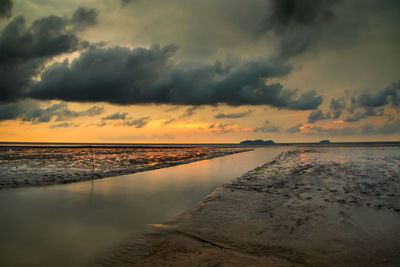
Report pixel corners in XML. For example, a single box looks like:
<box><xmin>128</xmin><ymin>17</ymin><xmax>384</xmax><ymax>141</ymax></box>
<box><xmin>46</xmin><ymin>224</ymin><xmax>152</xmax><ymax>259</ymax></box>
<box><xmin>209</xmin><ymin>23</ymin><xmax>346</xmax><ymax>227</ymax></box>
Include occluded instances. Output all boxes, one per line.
<box><xmin>215</xmin><ymin>110</ymin><xmax>252</xmax><ymax>119</ymax></box>
<box><xmin>0</xmin><ymin>7</ymin><xmax>98</xmax><ymax>103</ymax></box>
<box><xmin>261</xmin><ymin>0</ymin><xmax>340</xmax><ymax>58</ymax></box>
<box><xmin>308</xmin><ymin>81</ymin><xmax>400</xmax><ymax>123</ymax></box>
<box><xmin>29</xmin><ymin>44</ymin><xmax>322</xmax><ymax>109</ymax></box>
<box><xmin>0</xmin><ymin>0</ymin><xmax>12</xmax><ymax>18</ymax></box>
<box><xmin>0</xmin><ymin>100</ymin><xmax>103</xmax><ymax>123</ymax></box>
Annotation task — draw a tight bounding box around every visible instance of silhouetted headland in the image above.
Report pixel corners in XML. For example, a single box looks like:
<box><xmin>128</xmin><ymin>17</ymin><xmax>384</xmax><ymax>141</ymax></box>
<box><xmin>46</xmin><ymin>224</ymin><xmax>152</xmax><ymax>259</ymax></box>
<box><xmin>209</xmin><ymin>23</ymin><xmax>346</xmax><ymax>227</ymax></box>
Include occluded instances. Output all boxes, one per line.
<box><xmin>319</xmin><ymin>139</ymin><xmax>331</xmax><ymax>144</ymax></box>
<box><xmin>240</xmin><ymin>139</ymin><xmax>275</xmax><ymax>145</ymax></box>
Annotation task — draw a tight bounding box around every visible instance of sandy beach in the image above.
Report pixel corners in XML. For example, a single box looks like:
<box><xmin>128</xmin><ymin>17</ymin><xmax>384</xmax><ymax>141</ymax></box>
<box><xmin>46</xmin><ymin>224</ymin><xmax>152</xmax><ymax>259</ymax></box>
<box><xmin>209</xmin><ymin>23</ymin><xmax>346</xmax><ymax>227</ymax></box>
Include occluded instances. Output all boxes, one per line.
<box><xmin>95</xmin><ymin>146</ymin><xmax>400</xmax><ymax>266</ymax></box>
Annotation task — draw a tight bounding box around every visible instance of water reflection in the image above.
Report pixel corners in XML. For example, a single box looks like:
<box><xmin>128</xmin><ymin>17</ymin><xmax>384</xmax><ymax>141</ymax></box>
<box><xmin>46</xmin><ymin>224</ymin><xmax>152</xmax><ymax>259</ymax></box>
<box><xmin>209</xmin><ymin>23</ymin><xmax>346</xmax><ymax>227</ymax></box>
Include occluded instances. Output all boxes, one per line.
<box><xmin>299</xmin><ymin>150</ymin><xmax>306</xmax><ymax>164</ymax></box>
<box><xmin>0</xmin><ymin>146</ymin><xmax>289</xmax><ymax>267</ymax></box>
<box><xmin>0</xmin><ymin>146</ymin><xmax>245</xmax><ymax>188</ymax></box>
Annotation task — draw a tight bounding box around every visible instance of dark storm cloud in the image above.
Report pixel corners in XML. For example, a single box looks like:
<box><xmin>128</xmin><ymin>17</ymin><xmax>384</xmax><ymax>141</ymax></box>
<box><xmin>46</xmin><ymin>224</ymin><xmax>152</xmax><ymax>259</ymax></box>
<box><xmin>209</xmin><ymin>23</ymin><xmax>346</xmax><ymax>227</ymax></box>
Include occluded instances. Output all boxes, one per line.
<box><xmin>0</xmin><ymin>101</ymin><xmax>103</xmax><ymax>123</ymax></box>
<box><xmin>357</xmin><ymin>81</ymin><xmax>399</xmax><ymax>108</ymax></box>
<box><xmin>286</xmin><ymin>123</ymin><xmax>303</xmax><ymax>133</ymax></box>
<box><xmin>0</xmin><ymin>16</ymin><xmax>77</xmax><ymax>102</ymax></box>
<box><xmin>0</xmin><ymin>0</ymin><xmax>12</xmax><ymax>18</ymax></box>
<box><xmin>308</xmin><ymin>109</ymin><xmax>330</xmax><ymax>123</ymax></box>
<box><xmin>102</xmin><ymin>112</ymin><xmax>128</xmax><ymax>120</ymax></box>
<box><xmin>30</xmin><ymin>44</ymin><xmax>322</xmax><ymax>109</ymax></box>
<box><xmin>0</xmin><ymin>8</ymin><xmax>97</xmax><ymax>102</ymax></box>
<box><xmin>70</xmin><ymin>7</ymin><xmax>99</xmax><ymax>31</ymax></box>
<box><xmin>0</xmin><ymin>100</ymin><xmax>39</xmax><ymax>122</ymax></box>
<box><xmin>261</xmin><ymin>0</ymin><xmax>340</xmax><ymax>58</ymax></box>
<box><xmin>286</xmin><ymin>90</ymin><xmax>322</xmax><ymax>110</ymax></box>
<box><xmin>264</xmin><ymin>0</ymin><xmax>338</xmax><ymax>33</ymax></box>
<box><xmin>343</xmin><ymin>81</ymin><xmax>399</xmax><ymax>122</ymax></box>
<box><xmin>308</xmin><ymin>81</ymin><xmax>399</xmax><ymax>124</ymax></box>
<box><xmin>253</xmin><ymin>120</ymin><xmax>280</xmax><ymax>133</ymax></box>
<box><xmin>124</xmin><ymin>117</ymin><xmax>150</xmax><ymax>128</ymax></box>
<box><xmin>121</xmin><ymin>0</ymin><xmax>141</xmax><ymax>5</ymax></box>
<box><xmin>330</xmin><ymin>97</ymin><xmax>346</xmax><ymax>119</ymax></box>
<box><xmin>215</xmin><ymin>110</ymin><xmax>252</xmax><ymax>119</ymax></box>
<box><xmin>344</xmin><ymin>107</ymin><xmax>384</xmax><ymax>122</ymax></box>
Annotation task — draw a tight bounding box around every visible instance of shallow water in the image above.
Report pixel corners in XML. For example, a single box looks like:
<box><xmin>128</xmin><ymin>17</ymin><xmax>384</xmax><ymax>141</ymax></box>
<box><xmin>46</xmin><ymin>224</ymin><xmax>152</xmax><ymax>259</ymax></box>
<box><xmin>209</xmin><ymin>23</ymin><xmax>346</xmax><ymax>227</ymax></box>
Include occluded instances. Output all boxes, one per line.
<box><xmin>0</xmin><ymin>146</ymin><xmax>289</xmax><ymax>267</ymax></box>
<box><xmin>0</xmin><ymin>145</ymin><xmax>246</xmax><ymax>188</ymax></box>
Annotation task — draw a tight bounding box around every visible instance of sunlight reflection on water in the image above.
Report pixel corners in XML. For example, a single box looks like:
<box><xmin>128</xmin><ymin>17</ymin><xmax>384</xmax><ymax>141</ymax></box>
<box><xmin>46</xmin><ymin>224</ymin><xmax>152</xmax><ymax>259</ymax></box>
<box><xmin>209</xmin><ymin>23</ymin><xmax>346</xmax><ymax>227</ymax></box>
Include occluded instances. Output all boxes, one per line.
<box><xmin>0</xmin><ymin>146</ymin><xmax>290</xmax><ymax>267</ymax></box>
<box><xmin>0</xmin><ymin>146</ymin><xmax>246</xmax><ymax>188</ymax></box>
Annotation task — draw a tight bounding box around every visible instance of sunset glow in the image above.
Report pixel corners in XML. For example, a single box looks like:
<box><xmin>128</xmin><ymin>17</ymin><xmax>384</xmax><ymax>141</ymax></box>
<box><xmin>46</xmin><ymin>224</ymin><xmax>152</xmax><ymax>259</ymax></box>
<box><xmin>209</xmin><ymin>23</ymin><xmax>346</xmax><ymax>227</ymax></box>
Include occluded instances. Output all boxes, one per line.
<box><xmin>0</xmin><ymin>0</ymin><xmax>398</xmax><ymax>143</ymax></box>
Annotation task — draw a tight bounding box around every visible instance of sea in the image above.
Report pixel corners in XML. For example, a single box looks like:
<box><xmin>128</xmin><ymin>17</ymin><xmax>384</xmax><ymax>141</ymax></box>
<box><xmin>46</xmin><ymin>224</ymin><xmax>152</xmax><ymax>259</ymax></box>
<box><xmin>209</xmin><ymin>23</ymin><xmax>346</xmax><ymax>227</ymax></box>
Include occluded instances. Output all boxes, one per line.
<box><xmin>0</xmin><ymin>142</ymin><xmax>249</xmax><ymax>189</ymax></box>
<box><xmin>0</xmin><ymin>142</ymin><xmax>399</xmax><ymax>266</ymax></box>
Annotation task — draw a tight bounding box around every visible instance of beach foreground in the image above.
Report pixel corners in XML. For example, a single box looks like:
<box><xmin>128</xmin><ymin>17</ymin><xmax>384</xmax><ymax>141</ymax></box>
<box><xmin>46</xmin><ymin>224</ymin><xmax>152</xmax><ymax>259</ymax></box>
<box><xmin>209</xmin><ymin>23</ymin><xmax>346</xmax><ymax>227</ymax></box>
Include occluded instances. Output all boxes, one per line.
<box><xmin>96</xmin><ymin>146</ymin><xmax>400</xmax><ymax>266</ymax></box>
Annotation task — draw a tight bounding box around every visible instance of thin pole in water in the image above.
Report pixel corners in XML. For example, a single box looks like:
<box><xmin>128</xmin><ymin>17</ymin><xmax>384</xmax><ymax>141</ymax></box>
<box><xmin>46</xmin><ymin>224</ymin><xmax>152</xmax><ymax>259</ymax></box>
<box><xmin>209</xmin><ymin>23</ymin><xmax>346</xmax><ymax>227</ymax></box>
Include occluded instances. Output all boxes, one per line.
<box><xmin>89</xmin><ymin>144</ymin><xmax>95</xmax><ymax>180</ymax></box>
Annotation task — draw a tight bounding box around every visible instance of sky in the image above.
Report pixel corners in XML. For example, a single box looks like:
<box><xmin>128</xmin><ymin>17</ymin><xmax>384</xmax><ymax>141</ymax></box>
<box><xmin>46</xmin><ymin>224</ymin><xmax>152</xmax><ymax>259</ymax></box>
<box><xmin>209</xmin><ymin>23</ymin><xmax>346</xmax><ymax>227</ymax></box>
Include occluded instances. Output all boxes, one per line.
<box><xmin>0</xmin><ymin>0</ymin><xmax>399</xmax><ymax>143</ymax></box>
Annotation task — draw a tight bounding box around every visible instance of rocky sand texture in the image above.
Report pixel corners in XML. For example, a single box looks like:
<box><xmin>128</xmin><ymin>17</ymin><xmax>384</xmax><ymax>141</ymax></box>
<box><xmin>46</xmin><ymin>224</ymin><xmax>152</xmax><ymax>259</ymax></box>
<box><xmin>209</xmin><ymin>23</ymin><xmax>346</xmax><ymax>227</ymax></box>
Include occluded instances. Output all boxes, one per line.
<box><xmin>96</xmin><ymin>146</ymin><xmax>400</xmax><ymax>266</ymax></box>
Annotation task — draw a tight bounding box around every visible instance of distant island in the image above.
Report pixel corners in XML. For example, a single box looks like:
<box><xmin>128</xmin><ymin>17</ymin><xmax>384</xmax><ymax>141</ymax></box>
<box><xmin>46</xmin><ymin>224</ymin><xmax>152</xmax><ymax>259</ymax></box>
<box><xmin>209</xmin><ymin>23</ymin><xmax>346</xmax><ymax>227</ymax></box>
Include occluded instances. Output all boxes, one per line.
<box><xmin>240</xmin><ymin>139</ymin><xmax>275</xmax><ymax>145</ymax></box>
<box><xmin>319</xmin><ymin>140</ymin><xmax>331</xmax><ymax>144</ymax></box>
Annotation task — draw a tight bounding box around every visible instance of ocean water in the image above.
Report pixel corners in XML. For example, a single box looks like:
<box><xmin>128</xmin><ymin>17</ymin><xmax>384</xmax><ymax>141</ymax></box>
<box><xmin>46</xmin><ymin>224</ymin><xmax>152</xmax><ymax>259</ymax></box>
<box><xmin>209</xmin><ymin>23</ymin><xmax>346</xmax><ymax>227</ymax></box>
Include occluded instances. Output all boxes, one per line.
<box><xmin>0</xmin><ymin>143</ymin><xmax>247</xmax><ymax>188</ymax></box>
<box><xmin>0</xmin><ymin>146</ymin><xmax>290</xmax><ymax>267</ymax></box>
<box><xmin>0</xmin><ymin>143</ymin><xmax>398</xmax><ymax>266</ymax></box>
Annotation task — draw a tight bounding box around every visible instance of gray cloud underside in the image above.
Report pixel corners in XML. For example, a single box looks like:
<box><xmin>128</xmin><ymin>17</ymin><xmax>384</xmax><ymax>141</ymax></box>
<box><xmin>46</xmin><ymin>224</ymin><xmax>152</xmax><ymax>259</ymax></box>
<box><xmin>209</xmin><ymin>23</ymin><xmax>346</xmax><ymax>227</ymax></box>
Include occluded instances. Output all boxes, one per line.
<box><xmin>341</xmin><ymin>82</ymin><xmax>399</xmax><ymax>122</ymax></box>
<box><xmin>70</xmin><ymin>7</ymin><xmax>99</xmax><ymax>31</ymax></box>
<box><xmin>163</xmin><ymin>118</ymin><xmax>175</xmax><ymax>126</ymax></box>
<box><xmin>121</xmin><ymin>0</ymin><xmax>141</xmax><ymax>5</ymax></box>
<box><xmin>99</xmin><ymin>112</ymin><xmax>150</xmax><ymax>128</ymax></box>
<box><xmin>308</xmin><ymin>81</ymin><xmax>399</xmax><ymax>123</ymax></box>
<box><xmin>30</xmin><ymin>44</ymin><xmax>322</xmax><ymax>109</ymax></box>
<box><xmin>261</xmin><ymin>0</ymin><xmax>340</xmax><ymax>58</ymax></box>
<box><xmin>0</xmin><ymin>100</ymin><xmax>103</xmax><ymax>123</ymax></box>
<box><xmin>308</xmin><ymin>120</ymin><xmax>400</xmax><ymax>136</ymax></box>
<box><xmin>358</xmin><ymin>82</ymin><xmax>399</xmax><ymax>108</ymax></box>
<box><xmin>110</xmin><ymin>0</ymin><xmax>400</xmax><ymax>64</ymax></box>
<box><xmin>344</xmin><ymin>107</ymin><xmax>384</xmax><ymax>123</ymax></box>
<box><xmin>330</xmin><ymin>97</ymin><xmax>346</xmax><ymax>119</ymax></box>
<box><xmin>308</xmin><ymin>109</ymin><xmax>331</xmax><ymax>123</ymax></box>
<box><xmin>49</xmin><ymin>122</ymin><xmax>78</xmax><ymax>129</ymax></box>
<box><xmin>99</xmin><ymin>113</ymin><xmax>150</xmax><ymax>128</ymax></box>
<box><xmin>180</xmin><ymin>106</ymin><xmax>204</xmax><ymax>118</ymax></box>
<box><xmin>0</xmin><ymin>8</ymin><xmax>323</xmax><ymax>110</ymax></box>
<box><xmin>286</xmin><ymin>123</ymin><xmax>303</xmax><ymax>133</ymax></box>
<box><xmin>253</xmin><ymin>120</ymin><xmax>280</xmax><ymax>133</ymax></box>
<box><xmin>208</xmin><ymin>123</ymin><xmax>234</xmax><ymax>134</ymax></box>
<box><xmin>102</xmin><ymin>112</ymin><xmax>128</xmax><ymax>120</ymax></box>
<box><xmin>123</xmin><ymin>117</ymin><xmax>150</xmax><ymax>128</ymax></box>
<box><xmin>0</xmin><ymin>0</ymin><xmax>12</xmax><ymax>18</ymax></box>
<box><xmin>215</xmin><ymin>110</ymin><xmax>252</xmax><ymax>119</ymax></box>
<box><xmin>0</xmin><ymin>8</ymin><xmax>98</xmax><ymax>103</ymax></box>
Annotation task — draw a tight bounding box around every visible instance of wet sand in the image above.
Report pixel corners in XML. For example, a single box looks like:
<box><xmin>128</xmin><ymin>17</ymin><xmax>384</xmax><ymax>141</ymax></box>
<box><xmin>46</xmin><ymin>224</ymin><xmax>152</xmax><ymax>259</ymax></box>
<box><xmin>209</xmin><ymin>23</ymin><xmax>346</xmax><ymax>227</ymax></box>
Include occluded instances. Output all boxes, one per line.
<box><xmin>0</xmin><ymin>146</ymin><xmax>249</xmax><ymax>189</ymax></box>
<box><xmin>96</xmin><ymin>146</ymin><xmax>400</xmax><ymax>266</ymax></box>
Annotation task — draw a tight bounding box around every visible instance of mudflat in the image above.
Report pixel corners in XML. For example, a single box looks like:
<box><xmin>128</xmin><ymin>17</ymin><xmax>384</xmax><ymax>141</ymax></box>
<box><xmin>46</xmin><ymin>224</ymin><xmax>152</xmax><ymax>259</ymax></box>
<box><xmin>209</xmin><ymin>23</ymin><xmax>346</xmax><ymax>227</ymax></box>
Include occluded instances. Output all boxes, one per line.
<box><xmin>96</xmin><ymin>146</ymin><xmax>400</xmax><ymax>266</ymax></box>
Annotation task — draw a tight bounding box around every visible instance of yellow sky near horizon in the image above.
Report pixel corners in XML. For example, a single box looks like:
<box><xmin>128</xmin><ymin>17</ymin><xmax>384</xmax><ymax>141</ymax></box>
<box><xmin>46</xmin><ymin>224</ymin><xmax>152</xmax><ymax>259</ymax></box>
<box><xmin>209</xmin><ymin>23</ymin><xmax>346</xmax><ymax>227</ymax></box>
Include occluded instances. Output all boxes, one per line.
<box><xmin>0</xmin><ymin>0</ymin><xmax>399</xmax><ymax>143</ymax></box>
<box><xmin>1</xmin><ymin>101</ymin><xmax>398</xmax><ymax>143</ymax></box>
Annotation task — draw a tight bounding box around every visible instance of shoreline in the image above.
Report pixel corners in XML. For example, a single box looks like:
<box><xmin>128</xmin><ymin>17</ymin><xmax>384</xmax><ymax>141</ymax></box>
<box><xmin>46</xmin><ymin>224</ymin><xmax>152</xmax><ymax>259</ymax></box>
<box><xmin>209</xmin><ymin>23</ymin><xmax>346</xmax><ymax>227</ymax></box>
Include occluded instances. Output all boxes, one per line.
<box><xmin>0</xmin><ymin>149</ymin><xmax>252</xmax><ymax>190</ymax></box>
<box><xmin>95</xmin><ymin>146</ymin><xmax>400</xmax><ymax>266</ymax></box>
